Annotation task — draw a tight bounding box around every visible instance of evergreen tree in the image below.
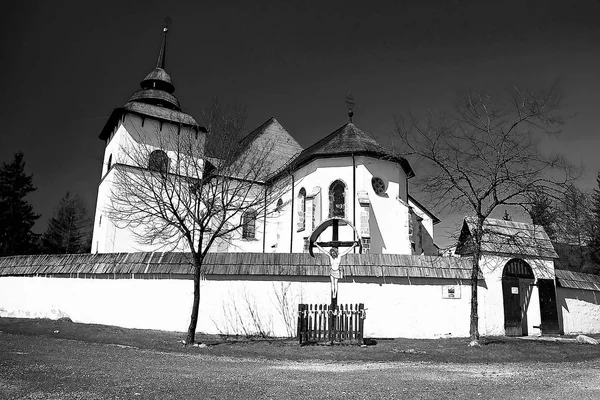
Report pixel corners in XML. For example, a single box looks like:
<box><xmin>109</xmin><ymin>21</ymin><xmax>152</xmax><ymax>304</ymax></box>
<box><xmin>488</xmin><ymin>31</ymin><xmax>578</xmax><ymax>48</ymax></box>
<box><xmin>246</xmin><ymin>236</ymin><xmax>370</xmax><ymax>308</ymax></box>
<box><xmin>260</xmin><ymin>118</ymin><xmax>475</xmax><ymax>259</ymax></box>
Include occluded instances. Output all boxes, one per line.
<box><xmin>42</xmin><ymin>192</ymin><xmax>92</xmax><ymax>254</ymax></box>
<box><xmin>588</xmin><ymin>171</ymin><xmax>600</xmax><ymax>267</ymax></box>
<box><xmin>557</xmin><ymin>185</ymin><xmax>591</xmax><ymax>270</ymax></box>
<box><xmin>0</xmin><ymin>152</ymin><xmax>40</xmax><ymax>256</ymax></box>
<box><xmin>528</xmin><ymin>191</ymin><xmax>557</xmax><ymax>241</ymax></box>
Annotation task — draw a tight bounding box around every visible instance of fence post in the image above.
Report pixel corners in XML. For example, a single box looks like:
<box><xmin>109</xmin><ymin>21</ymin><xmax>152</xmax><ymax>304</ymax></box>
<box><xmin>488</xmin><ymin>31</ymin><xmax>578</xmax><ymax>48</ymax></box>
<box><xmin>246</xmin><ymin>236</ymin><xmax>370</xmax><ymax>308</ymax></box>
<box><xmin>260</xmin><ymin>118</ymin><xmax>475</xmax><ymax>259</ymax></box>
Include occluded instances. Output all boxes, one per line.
<box><xmin>358</xmin><ymin>303</ymin><xmax>365</xmax><ymax>344</ymax></box>
<box><xmin>297</xmin><ymin>304</ymin><xmax>303</xmax><ymax>344</ymax></box>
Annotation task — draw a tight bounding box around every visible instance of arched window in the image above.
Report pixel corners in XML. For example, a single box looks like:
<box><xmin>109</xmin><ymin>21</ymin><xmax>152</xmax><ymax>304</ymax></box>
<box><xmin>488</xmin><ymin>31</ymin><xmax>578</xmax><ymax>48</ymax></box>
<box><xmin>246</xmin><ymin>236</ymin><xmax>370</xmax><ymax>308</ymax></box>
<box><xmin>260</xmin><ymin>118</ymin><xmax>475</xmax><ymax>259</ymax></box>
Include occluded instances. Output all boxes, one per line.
<box><xmin>329</xmin><ymin>180</ymin><xmax>346</xmax><ymax>218</ymax></box>
<box><xmin>242</xmin><ymin>209</ymin><xmax>257</xmax><ymax>239</ymax></box>
<box><xmin>148</xmin><ymin>150</ymin><xmax>170</xmax><ymax>173</ymax></box>
<box><xmin>107</xmin><ymin>154</ymin><xmax>112</xmax><ymax>172</ymax></box>
<box><xmin>297</xmin><ymin>188</ymin><xmax>306</xmax><ymax>231</ymax></box>
<box><xmin>276</xmin><ymin>198</ymin><xmax>284</xmax><ymax>213</ymax></box>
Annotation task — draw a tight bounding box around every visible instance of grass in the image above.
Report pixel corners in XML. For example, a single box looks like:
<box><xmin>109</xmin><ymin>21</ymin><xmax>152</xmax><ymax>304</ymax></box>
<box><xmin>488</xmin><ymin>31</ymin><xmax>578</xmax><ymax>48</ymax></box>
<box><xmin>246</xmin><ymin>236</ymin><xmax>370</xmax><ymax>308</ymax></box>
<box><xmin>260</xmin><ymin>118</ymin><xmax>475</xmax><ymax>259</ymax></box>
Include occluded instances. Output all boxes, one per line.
<box><xmin>1</xmin><ymin>317</ymin><xmax>600</xmax><ymax>364</ymax></box>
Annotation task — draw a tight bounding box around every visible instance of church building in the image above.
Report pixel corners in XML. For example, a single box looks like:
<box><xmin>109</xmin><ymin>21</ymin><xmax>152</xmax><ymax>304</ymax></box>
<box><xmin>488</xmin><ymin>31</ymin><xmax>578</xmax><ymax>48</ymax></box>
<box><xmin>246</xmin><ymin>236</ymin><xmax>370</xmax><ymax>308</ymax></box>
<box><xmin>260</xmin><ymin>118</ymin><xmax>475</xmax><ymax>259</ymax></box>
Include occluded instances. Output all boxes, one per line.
<box><xmin>2</xmin><ymin>26</ymin><xmax>599</xmax><ymax>341</ymax></box>
<box><xmin>91</xmin><ymin>27</ymin><xmax>439</xmax><ymax>257</ymax></box>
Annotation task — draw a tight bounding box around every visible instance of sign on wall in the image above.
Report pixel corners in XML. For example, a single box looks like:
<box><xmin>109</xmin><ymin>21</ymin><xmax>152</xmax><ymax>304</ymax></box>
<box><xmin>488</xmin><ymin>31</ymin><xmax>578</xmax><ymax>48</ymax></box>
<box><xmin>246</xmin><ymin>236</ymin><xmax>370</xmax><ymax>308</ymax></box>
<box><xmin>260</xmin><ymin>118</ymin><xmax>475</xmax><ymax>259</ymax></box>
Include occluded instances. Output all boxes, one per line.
<box><xmin>442</xmin><ymin>285</ymin><xmax>461</xmax><ymax>299</ymax></box>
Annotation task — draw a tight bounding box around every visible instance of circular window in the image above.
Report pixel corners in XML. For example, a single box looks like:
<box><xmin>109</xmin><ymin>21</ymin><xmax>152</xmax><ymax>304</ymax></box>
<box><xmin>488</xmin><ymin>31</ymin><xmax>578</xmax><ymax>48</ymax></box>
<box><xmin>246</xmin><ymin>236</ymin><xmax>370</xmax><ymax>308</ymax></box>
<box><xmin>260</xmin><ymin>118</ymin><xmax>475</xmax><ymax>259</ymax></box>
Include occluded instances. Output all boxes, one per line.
<box><xmin>371</xmin><ymin>177</ymin><xmax>386</xmax><ymax>196</ymax></box>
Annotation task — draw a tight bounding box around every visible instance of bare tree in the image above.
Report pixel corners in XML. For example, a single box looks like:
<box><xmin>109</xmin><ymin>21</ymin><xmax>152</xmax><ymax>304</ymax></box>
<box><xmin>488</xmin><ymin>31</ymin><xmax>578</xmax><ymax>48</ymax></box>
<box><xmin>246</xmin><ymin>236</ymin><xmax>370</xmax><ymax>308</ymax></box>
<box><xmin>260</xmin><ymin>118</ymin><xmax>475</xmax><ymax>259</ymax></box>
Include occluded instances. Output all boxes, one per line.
<box><xmin>107</xmin><ymin>100</ymin><xmax>288</xmax><ymax>344</ymax></box>
<box><xmin>395</xmin><ymin>83</ymin><xmax>579</xmax><ymax>343</ymax></box>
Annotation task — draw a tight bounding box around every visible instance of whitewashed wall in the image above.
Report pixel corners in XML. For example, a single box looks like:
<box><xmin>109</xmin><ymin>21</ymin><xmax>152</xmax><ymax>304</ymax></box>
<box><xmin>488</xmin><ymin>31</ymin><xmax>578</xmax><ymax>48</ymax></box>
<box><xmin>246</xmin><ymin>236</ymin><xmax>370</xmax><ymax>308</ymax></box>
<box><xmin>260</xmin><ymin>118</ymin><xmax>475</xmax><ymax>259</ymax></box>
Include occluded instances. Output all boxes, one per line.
<box><xmin>92</xmin><ymin>114</ymin><xmax>204</xmax><ymax>254</ymax></box>
<box><xmin>557</xmin><ymin>287</ymin><xmax>600</xmax><ymax>335</ymax></box>
<box><xmin>1</xmin><ymin>275</ymin><xmax>478</xmax><ymax>338</ymax></box>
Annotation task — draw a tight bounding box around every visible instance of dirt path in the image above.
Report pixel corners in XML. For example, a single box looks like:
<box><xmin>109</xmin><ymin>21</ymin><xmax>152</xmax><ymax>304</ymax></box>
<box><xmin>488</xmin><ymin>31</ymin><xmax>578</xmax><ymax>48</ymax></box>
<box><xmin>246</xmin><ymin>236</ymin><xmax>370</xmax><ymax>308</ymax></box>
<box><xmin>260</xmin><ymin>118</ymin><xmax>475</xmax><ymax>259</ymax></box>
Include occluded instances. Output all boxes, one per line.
<box><xmin>2</xmin><ymin>332</ymin><xmax>599</xmax><ymax>399</ymax></box>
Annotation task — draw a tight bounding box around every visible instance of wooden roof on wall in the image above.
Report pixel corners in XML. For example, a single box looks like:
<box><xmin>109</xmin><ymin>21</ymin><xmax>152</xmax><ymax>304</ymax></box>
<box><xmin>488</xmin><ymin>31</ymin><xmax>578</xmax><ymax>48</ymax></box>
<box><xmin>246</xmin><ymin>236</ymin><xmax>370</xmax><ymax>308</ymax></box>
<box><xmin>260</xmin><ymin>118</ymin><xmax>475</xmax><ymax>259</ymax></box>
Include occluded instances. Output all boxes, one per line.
<box><xmin>555</xmin><ymin>269</ymin><xmax>600</xmax><ymax>292</ymax></box>
<box><xmin>0</xmin><ymin>252</ymin><xmax>480</xmax><ymax>280</ymax></box>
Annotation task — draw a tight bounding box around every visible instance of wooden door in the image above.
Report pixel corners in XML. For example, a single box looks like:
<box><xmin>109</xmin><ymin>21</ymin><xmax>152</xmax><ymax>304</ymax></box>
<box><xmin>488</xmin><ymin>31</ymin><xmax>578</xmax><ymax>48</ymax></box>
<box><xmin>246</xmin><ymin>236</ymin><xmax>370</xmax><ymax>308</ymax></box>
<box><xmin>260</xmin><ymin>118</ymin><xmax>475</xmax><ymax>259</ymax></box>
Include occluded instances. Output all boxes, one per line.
<box><xmin>502</xmin><ymin>276</ymin><xmax>523</xmax><ymax>336</ymax></box>
<box><xmin>538</xmin><ymin>279</ymin><xmax>561</xmax><ymax>334</ymax></box>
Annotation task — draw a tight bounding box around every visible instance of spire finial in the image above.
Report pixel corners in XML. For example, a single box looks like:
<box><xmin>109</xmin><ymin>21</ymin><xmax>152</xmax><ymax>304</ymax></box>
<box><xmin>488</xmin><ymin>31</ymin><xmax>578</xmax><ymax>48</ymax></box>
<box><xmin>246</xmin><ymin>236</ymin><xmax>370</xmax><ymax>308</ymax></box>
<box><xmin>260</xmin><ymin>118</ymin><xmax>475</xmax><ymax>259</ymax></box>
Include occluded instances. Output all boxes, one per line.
<box><xmin>345</xmin><ymin>91</ymin><xmax>355</xmax><ymax>123</ymax></box>
<box><xmin>156</xmin><ymin>18</ymin><xmax>171</xmax><ymax>69</ymax></box>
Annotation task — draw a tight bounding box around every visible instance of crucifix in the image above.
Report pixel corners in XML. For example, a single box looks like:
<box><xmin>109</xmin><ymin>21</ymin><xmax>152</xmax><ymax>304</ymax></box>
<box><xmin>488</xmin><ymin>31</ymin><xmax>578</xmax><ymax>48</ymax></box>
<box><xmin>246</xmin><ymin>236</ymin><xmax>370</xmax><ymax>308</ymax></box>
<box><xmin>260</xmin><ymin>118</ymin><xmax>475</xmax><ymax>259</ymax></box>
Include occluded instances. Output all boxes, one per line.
<box><xmin>309</xmin><ymin>217</ymin><xmax>362</xmax><ymax>309</ymax></box>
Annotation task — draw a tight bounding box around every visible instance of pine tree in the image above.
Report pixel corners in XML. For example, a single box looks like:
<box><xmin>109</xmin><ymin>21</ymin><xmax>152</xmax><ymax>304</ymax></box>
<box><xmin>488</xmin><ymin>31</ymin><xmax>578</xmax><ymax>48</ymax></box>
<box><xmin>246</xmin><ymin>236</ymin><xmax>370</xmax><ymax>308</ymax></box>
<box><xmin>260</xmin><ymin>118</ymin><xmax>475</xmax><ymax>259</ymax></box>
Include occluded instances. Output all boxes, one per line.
<box><xmin>588</xmin><ymin>171</ymin><xmax>600</xmax><ymax>268</ymax></box>
<box><xmin>0</xmin><ymin>152</ymin><xmax>40</xmax><ymax>256</ymax></box>
<box><xmin>528</xmin><ymin>191</ymin><xmax>557</xmax><ymax>241</ymax></box>
<box><xmin>558</xmin><ymin>185</ymin><xmax>591</xmax><ymax>270</ymax></box>
<box><xmin>42</xmin><ymin>192</ymin><xmax>92</xmax><ymax>254</ymax></box>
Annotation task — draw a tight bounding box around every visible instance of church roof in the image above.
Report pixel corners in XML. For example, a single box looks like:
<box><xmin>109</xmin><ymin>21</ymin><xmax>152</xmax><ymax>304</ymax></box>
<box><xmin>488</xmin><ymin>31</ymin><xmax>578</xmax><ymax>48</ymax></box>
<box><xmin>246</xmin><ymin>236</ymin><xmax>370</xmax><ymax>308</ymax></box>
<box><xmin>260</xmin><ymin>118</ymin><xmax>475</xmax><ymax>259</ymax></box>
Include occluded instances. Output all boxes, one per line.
<box><xmin>455</xmin><ymin>217</ymin><xmax>558</xmax><ymax>259</ymax></box>
<box><xmin>98</xmin><ymin>26</ymin><xmax>200</xmax><ymax>141</ymax></box>
<box><xmin>292</xmin><ymin>122</ymin><xmax>415</xmax><ymax>178</ymax></box>
<box><xmin>238</xmin><ymin>117</ymin><xmax>303</xmax><ymax>173</ymax></box>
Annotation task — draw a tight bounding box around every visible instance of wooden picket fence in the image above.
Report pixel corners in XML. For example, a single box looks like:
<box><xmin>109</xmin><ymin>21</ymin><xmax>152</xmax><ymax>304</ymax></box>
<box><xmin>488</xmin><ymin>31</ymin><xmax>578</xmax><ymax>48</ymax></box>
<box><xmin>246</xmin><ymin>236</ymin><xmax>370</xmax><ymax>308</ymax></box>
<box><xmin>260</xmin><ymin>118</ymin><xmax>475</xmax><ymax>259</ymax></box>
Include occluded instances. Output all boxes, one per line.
<box><xmin>297</xmin><ymin>303</ymin><xmax>365</xmax><ymax>344</ymax></box>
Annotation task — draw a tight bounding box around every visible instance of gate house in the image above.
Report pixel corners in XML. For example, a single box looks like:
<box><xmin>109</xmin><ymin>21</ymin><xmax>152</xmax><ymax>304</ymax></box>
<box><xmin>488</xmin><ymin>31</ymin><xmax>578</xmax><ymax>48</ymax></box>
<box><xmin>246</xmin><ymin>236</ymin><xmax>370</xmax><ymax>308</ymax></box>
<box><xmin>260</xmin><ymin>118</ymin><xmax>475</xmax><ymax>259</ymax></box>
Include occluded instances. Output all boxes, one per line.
<box><xmin>456</xmin><ymin>218</ymin><xmax>562</xmax><ymax>336</ymax></box>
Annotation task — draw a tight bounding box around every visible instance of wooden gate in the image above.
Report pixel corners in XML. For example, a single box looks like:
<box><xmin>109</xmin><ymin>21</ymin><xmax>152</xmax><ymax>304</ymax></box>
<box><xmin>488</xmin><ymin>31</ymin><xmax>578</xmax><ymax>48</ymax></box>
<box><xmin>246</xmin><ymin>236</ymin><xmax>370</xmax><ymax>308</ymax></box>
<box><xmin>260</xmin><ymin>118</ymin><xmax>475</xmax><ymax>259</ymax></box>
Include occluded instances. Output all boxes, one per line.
<box><xmin>297</xmin><ymin>303</ymin><xmax>365</xmax><ymax>344</ymax></box>
<box><xmin>502</xmin><ymin>259</ymin><xmax>535</xmax><ymax>336</ymax></box>
<box><xmin>537</xmin><ymin>279</ymin><xmax>561</xmax><ymax>334</ymax></box>
<box><xmin>502</xmin><ymin>276</ymin><xmax>524</xmax><ymax>336</ymax></box>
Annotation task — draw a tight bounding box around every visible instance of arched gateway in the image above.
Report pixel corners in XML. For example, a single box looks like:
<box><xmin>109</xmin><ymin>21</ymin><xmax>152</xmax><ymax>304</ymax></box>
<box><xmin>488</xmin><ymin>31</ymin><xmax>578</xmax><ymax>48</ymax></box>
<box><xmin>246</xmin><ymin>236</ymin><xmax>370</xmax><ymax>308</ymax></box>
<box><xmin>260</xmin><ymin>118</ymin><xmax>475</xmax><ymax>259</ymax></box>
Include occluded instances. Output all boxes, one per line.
<box><xmin>502</xmin><ymin>258</ymin><xmax>560</xmax><ymax>336</ymax></box>
<box><xmin>502</xmin><ymin>259</ymin><xmax>535</xmax><ymax>336</ymax></box>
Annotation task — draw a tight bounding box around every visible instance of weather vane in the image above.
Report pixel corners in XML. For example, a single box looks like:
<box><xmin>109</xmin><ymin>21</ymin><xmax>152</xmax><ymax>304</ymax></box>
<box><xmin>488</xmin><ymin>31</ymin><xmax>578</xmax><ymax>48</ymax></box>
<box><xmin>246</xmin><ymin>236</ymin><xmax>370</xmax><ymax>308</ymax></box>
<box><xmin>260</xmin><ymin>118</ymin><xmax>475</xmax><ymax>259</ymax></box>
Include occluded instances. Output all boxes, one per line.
<box><xmin>345</xmin><ymin>91</ymin><xmax>355</xmax><ymax>123</ymax></box>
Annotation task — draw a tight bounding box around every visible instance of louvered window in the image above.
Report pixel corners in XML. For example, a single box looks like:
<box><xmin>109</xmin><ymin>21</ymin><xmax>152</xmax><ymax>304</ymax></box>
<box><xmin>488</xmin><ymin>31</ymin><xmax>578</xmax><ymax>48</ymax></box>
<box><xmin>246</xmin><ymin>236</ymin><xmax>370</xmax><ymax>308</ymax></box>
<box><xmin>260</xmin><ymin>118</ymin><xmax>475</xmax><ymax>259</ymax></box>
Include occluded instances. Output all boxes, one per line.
<box><xmin>148</xmin><ymin>150</ymin><xmax>170</xmax><ymax>173</ymax></box>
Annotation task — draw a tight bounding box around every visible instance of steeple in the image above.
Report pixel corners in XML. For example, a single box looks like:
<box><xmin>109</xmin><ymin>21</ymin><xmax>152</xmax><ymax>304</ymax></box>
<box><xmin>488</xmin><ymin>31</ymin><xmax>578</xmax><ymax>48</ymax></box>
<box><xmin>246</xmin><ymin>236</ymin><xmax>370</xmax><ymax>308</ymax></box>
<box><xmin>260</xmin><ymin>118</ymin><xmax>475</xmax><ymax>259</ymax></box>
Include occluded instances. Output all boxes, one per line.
<box><xmin>127</xmin><ymin>23</ymin><xmax>181</xmax><ymax>111</ymax></box>
<box><xmin>156</xmin><ymin>25</ymin><xmax>167</xmax><ymax>69</ymax></box>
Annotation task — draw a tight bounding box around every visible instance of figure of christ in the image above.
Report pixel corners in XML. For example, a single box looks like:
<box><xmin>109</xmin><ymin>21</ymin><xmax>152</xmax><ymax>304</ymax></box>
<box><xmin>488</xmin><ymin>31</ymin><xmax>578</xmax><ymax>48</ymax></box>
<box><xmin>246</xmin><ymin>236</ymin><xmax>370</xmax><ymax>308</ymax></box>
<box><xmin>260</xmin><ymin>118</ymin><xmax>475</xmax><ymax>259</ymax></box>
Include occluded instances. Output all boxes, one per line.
<box><xmin>314</xmin><ymin>242</ymin><xmax>358</xmax><ymax>299</ymax></box>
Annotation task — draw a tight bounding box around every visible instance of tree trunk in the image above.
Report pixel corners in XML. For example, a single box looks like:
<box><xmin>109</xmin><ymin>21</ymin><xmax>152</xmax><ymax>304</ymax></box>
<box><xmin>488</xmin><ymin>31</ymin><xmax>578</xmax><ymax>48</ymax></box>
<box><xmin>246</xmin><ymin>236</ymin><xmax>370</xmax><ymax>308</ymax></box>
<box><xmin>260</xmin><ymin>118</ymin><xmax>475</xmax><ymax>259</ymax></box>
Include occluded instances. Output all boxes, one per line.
<box><xmin>469</xmin><ymin>254</ymin><xmax>480</xmax><ymax>341</ymax></box>
<box><xmin>185</xmin><ymin>264</ymin><xmax>202</xmax><ymax>345</ymax></box>
<box><xmin>469</xmin><ymin>217</ymin><xmax>484</xmax><ymax>342</ymax></box>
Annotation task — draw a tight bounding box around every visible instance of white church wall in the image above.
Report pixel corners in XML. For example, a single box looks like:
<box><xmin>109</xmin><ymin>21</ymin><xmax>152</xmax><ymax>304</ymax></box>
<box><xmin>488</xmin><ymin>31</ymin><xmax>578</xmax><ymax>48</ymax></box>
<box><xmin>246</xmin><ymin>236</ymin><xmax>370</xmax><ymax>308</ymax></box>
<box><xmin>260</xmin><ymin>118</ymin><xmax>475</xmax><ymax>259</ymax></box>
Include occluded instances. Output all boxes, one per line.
<box><xmin>0</xmin><ymin>275</ymin><xmax>477</xmax><ymax>339</ymax></box>
<box><xmin>557</xmin><ymin>287</ymin><xmax>600</xmax><ymax>335</ymax></box>
<box><xmin>291</xmin><ymin>158</ymin><xmax>356</xmax><ymax>253</ymax></box>
<box><xmin>263</xmin><ymin>181</ymin><xmax>294</xmax><ymax>253</ymax></box>
<box><xmin>284</xmin><ymin>156</ymin><xmax>413</xmax><ymax>255</ymax></box>
<box><xmin>408</xmin><ymin>198</ymin><xmax>437</xmax><ymax>255</ymax></box>
<box><xmin>93</xmin><ymin>114</ymin><xmax>205</xmax><ymax>254</ymax></box>
<box><xmin>357</xmin><ymin>157</ymin><xmax>411</xmax><ymax>254</ymax></box>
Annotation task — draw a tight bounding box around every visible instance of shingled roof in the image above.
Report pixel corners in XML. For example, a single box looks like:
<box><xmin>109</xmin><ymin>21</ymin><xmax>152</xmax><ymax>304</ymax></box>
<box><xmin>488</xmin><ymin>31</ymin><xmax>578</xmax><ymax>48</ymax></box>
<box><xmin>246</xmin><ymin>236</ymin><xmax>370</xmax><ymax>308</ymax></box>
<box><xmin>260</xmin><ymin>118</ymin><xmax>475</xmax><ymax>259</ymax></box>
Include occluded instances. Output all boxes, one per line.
<box><xmin>0</xmin><ymin>252</ymin><xmax>479</xmax><ymax>280</ymax></box>
<box><xmin>291</xmin><ymin>123</ymin><xmax>414</xmax><ymax>178</ymax></box>
<box><xmin>236</xmin><ymin>117</ymin><xmax>303</xmax><ymax>176</ymax></box>
<box><xmin>555</xmin><ymin>269</ymin><xmax>600</xmax><ymax>291</ymax></box>
<box><xmin>455</xmin><ymin>217</ymin><xmax>558</xmax><ymax>259</ymax></box>
<box><xmin>98</xmin><ymin>27</ymin><xmax>201</xmax><ymax>141</ymax></box>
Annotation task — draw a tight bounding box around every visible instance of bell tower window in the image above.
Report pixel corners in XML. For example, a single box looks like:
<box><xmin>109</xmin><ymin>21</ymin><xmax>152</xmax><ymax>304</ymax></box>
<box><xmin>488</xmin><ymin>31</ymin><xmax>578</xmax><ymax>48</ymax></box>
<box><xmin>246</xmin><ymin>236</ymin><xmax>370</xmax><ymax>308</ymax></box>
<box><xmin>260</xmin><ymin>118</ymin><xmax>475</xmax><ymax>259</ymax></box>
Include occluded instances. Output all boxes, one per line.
<box><xmin>148</xmin><ymin>150</ymin><xmax>170</xmax><ymax>173</ymax></box>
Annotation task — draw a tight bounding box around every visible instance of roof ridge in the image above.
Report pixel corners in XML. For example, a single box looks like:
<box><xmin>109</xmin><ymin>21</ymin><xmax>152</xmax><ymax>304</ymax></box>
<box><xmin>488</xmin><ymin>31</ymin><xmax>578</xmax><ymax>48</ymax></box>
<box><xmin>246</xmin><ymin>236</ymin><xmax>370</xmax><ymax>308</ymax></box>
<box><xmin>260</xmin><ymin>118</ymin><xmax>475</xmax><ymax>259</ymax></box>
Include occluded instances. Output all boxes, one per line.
<box><xmin>238</xmin><ymin>116</ymin><xmax>278</xmax><ymax>146</ymax></box>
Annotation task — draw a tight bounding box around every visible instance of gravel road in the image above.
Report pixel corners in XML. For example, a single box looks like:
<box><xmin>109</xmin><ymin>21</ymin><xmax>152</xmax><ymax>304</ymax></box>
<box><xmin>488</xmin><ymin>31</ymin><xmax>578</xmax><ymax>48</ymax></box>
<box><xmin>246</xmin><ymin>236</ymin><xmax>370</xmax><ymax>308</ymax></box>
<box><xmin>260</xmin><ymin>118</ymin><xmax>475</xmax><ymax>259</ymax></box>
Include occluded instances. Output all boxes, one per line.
<box><xmin>1</xmin><ymin>332</ymin><xmax>599</xmax><ymax>399</ymax></box>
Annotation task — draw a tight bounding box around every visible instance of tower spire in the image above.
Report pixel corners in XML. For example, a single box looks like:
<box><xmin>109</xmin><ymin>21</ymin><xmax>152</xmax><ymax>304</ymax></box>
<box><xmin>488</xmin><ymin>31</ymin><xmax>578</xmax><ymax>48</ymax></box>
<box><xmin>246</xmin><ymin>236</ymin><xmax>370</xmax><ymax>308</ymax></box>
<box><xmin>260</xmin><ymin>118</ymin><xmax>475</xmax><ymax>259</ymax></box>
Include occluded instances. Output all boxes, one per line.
<box><xmin>156</xmin><ymin>23</ymin><xmax>168</xmax><ymax>70</ymax></box>
<box><xmin>345</xmin><ymin>92</ymin><xmax>355</xmax><ymax>123</ymax></box>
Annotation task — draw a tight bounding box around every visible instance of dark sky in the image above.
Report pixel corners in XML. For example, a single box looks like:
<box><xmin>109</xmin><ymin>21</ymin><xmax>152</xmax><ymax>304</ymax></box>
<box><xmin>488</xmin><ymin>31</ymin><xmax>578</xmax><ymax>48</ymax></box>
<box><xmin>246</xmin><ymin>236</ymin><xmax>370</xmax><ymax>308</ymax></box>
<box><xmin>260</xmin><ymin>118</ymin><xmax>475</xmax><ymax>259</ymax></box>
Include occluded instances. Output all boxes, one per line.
<box><xmin>2</xmin><ymin>0</ymin><xmax>600</xmax><ymax>248</ymax></box>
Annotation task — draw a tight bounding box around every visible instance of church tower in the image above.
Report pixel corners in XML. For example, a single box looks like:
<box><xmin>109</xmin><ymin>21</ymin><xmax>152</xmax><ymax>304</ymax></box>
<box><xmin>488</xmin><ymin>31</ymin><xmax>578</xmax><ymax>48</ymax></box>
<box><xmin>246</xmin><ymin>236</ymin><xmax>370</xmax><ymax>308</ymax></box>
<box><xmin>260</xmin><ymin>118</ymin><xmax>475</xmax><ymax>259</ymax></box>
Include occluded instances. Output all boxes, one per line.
<box><xmin>91</xmin><ymin>26</ymin><xmax>205</xmax><ymax>253</ymax></box>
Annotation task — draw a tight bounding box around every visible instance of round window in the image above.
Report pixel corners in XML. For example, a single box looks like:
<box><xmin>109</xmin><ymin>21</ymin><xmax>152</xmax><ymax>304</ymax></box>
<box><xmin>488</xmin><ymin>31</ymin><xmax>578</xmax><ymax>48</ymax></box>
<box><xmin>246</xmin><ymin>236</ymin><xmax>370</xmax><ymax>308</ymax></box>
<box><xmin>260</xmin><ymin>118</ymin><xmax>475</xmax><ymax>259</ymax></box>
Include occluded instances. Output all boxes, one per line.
<box><xmin>371</xmin><ymin>177</ymin><xmax>386</xmax><ymax>196</ymax></box>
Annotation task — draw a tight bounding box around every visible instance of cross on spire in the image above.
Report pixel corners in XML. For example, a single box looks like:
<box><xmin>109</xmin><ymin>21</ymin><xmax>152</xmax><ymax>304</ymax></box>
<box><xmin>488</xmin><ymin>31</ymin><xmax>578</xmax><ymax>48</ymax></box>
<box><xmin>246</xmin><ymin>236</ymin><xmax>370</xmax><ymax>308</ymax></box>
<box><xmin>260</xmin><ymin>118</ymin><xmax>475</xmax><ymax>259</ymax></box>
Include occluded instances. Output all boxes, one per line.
<box><xmin>156</xmin><ymin>18</ymin><xmax>171</xmax><ymax>69</ymax></box>
<box><xmin>345</xmin><ymin>92</ymin><xmax>355</xmax><ymax>123</ymax></box>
